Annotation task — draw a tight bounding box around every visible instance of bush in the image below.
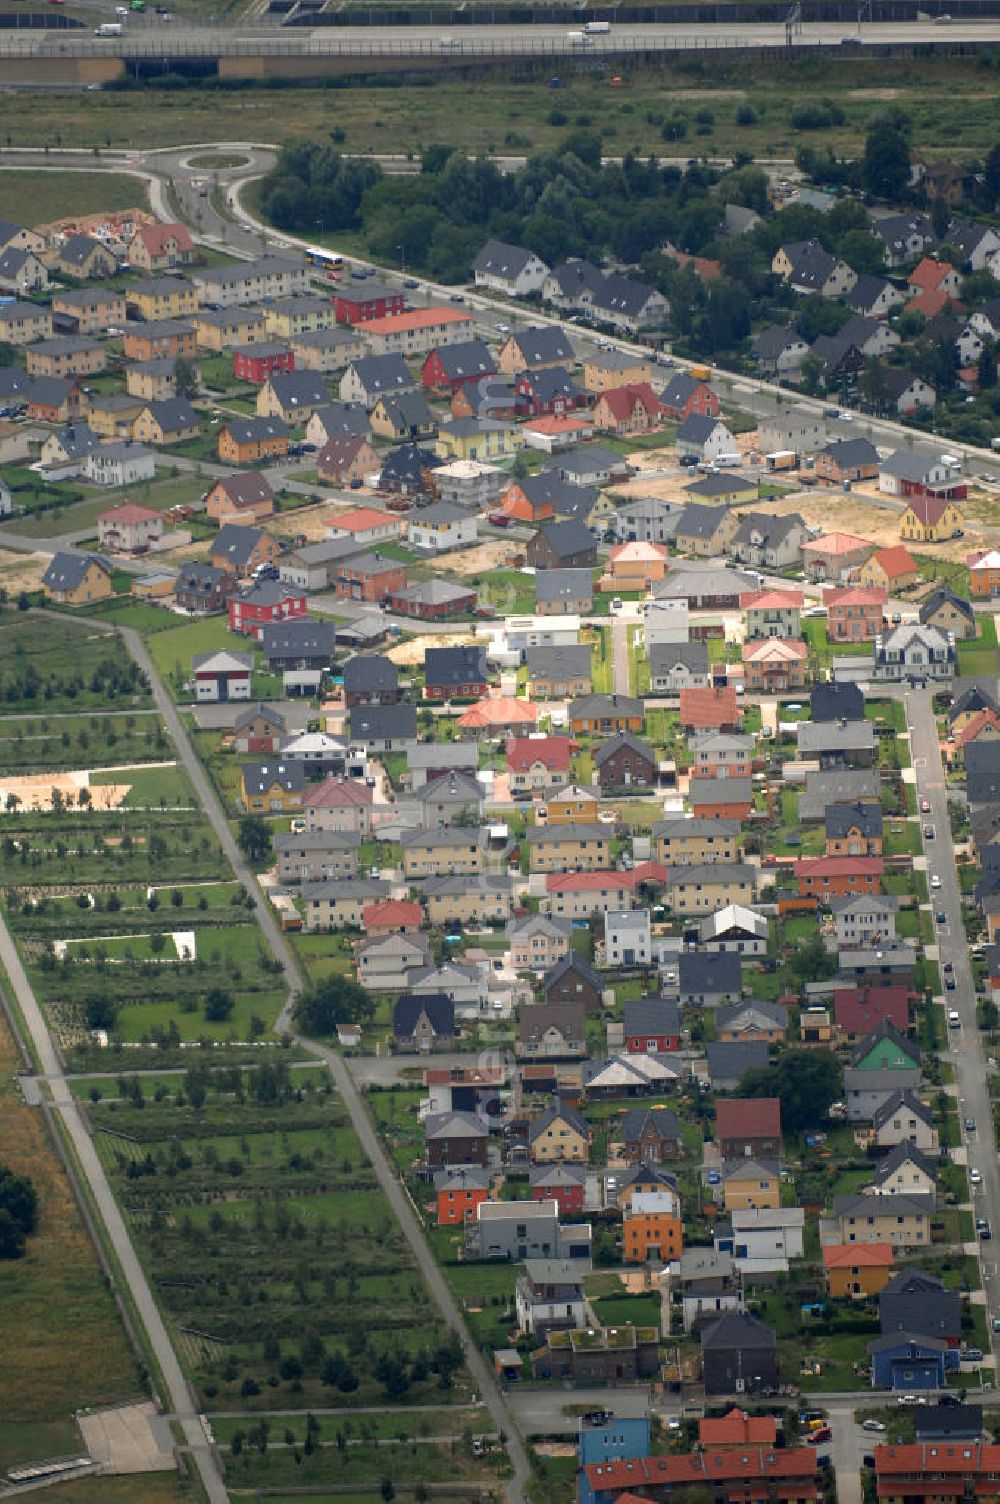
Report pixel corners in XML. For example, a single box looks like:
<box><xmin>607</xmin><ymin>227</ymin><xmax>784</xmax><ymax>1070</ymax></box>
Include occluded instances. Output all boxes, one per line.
<box><xmin>547</xmin><ymin>109</ymin><xmax>567</xmax><ymax>126</ymax></box>
<box><xmin>662</xmin><ymin>115</ymin><xmax>688</xmax><ymax>141</ymax></box>
<box><xmin>736</xmin><ymin>103</ymin><xmax>759</xmax><ymax>126</ymax></box>
<box><xmin>791</xmin><ymin>101</ymin><xmax>845</xmax><ymax>130</ymax></box>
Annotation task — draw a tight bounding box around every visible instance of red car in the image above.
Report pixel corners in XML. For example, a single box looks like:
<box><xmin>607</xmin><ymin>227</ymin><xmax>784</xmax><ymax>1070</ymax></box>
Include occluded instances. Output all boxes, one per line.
<box><xmin>807</xmin><ymin>1428</ymin><xmax>832</xmax><ymax>1445</ymax></box>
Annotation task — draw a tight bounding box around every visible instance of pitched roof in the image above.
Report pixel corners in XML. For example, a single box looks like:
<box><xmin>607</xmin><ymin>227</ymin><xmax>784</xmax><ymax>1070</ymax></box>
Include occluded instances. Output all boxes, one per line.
<box><xmin>715</xmin><ymin>1097</ymin><xmax>781</xmax><ymax>1140</ymax></box>
<box><xmin>869</xmin><ymin>544</ymin><xmax>917</xmax><ymax>579</ymax></box>
<box><xmin>41</xmin><ymin>551</ymin><xmax>112</xmax><ymax>592</ymax></box>
<box><xmin>506</xmin><ymin>735</ymin><xmax>576</xmax><ymax>773</ymax></box>
<box><xmin>823</xmin><ymin>1242</ymin><xmax>895</xmax><ymax>1268</ymax></box>
<box><xmin>509</xmin><ymin>325</ymin><xmax>575</xmax><ymax>366</ymax></box>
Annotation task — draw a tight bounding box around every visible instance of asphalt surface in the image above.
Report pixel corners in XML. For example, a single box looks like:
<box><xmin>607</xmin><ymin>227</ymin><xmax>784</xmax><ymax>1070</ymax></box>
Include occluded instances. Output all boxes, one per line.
<box><xmin>3</xmin><ymin>18</ymin><xmax>1000</xmax><ymax>58</ymax></box>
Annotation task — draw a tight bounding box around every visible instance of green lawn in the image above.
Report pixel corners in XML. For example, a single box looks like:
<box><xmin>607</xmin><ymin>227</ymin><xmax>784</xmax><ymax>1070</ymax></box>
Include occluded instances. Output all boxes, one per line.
<box><xmin>958</xmin><ymin>615</ymin><xmax>1000</xmax><ymax>678</ymax></box>
<box><xmin>0</xmin><ymin>170</ymin><xmax>147</xmax><ymax>225</ymax></box>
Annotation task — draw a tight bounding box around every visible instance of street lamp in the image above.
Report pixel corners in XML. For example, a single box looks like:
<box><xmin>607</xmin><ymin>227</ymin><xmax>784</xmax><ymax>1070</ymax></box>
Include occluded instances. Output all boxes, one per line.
<box><xmin>397</xmin><ymin>243</ymin><xmax>405</xmax><ymax>278</ymax></box>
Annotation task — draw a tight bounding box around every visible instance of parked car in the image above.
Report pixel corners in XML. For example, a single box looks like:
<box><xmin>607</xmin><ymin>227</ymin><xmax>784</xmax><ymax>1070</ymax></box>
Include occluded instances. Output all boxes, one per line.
<box><xmin>862</xmin><ymin>1419</ymin><xmax>886</xmax><ymax>1433</ymax></box>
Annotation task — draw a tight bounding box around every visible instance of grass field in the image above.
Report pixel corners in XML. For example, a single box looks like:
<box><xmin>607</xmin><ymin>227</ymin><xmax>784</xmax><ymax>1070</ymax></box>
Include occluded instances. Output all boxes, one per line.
<box><xmin>0</xmin><ymin>1015</ymin><xmax>140</xmax><ymax>1474</ymax></box>
<box><xmin>2</xmin><ymin>54</ymin><xmax>998</xmax><ymax>161</ymax></box>
<box><xmin>0</xmin><ymin>170</ymin><xmax>148</xmax><ymax>225</ymax></box>
<box><xmin>16</xmin><ymin>1479</ymin><xmax>196</xmax><ymax>1504</ymax></box>
<box><xmin>0</xmin><ymin>613</ymin><xmax>152</xmax><ymax>714</ymax></box>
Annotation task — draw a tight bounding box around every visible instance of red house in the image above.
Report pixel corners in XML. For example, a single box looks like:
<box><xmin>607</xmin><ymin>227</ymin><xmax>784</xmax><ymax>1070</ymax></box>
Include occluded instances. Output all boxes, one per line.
<box><xmin>530</xmin><ymin>1165</ymin><xmax>586</xmax><ymax>1216</ymax></box>
<box><xmin>514</xmin><ymin>366</ymin><xmax>588</xmax><ymax>419</ymax></box>
<box><xmin>435</xmin><ymin>1169</ymin><xmax>489</xmax><ymax>1226</ymax></box>
<box><xmin>422</xmin><ymin>340</ymin><xmax>498</xmax><ymax>394</ymax></box>
<box><xmin>233</xmin><ymin>341</ymin><xmax>294</xmax><ymax>384</ymax></box>
<box><xmin>334</xmin><ymin>552</ymin><xmax>408</xmax><ymax>604</ymax></box>
<box><xmin>833</xmin><ymin>984</ymin><xmax>911</xmax><ymax>1041</ymax></box>
<box><xmin>623</xmin><ymin>995</ymin><xmax>681</xmax><ymax>1053</ymax></box>
<box><xmin>824</xmin><ymin>586</ymin><xmax>887</xmax><ymax>642</ymax></box>
<box><xmin>659</xmin><ymin>372</ymin><xmax>720</xmax><ymax>422</ymax></box>
<box><xmin>795</xmin><ymin>855</ymin><xmax>884</xmax><ymax>902</ymax></box>
<box><xmin>334</xmin><ymin>283</ymin><xmax>406</xmax><ymax>326</ymax></box>
<box><xmin>228</xmin><ymin>582</ymin><xmax>308</xmax><ymax>641</ymax></box>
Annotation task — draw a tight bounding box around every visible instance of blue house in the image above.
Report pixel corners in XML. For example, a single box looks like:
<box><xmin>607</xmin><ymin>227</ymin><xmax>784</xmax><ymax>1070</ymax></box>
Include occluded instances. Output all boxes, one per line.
<box><xmin>868</xmin><ymin>1331</ymin><xmax>958</xmax><ymax>1392</ymax></box>
<box><xmin>578</xmin><ymin>1415</ymin><xmax>650</xmax><ymax>1504</ymax></box>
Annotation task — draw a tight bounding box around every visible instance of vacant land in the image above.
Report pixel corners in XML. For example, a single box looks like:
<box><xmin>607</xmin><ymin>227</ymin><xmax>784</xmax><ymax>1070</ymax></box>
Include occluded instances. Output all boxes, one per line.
<box><xmin>0</xmin><ymin>710</ymin><xmax>171</xmax><ymax>773</ymax></box>
<box><xmin>0</xmin><ymin>1015</ymin><xmax>140</xmax><ymax>1473</ymax></box>
<box><xmin>0</xmin><ymin>615</ymin><xmax>152</xmax><ymax>715</ymax></box>
<box><xmin>16</xmin><ymin>1478</ymin><xmax>195</xmax><ymax>1504</ymax></box>
<box><xmin>0</xmin><ymin>170</ymin><xmax>147</xmax><ymax>226</ymax></box>
<box><xmin>85</xmin><ymin>1063</ymin><xmax>470</xmax><ymax>1415</ymax></box>
<box><xmin>1</xmin><ymin>53</ymin><xmax>998</xmax><ymax>158</ymax></box>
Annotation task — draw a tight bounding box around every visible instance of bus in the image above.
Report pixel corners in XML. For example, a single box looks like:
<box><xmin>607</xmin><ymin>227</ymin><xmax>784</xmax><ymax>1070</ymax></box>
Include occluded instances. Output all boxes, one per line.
<box><xmin>305</xmin><ymin>245</ymin><xmax>345</xmax><ymax>280</ymax></box>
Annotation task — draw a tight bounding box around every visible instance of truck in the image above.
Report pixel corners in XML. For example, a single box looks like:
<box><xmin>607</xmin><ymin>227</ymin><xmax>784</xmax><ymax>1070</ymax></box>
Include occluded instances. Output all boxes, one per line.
<box><xmin>687</xmin><ymin>363</ymin><xmax>712</xmax><ymax>381</ymax></box>
<box><xmin>567</xmin><ymin>30</ymin><xmax>590</xmax><ymax>43</ymax></box>
<box><xmin>766</xmin><ymin>450</ymin><xmax>798</xmax><ymax>472</ymax></box>
<box><xmin>94</xmin><ymin>21</ymin><xmax>123</xmax><ymax>33</ymax></box>
<box><xmin>583</xmin><ymin>19</ymin><xmax>610</xmax><ymax>31</ymax></box>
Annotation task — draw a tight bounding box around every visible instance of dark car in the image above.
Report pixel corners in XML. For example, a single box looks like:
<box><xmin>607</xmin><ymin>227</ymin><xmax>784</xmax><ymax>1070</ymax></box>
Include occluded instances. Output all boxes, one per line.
<box><xmin>937</xmin><ymin>911</ymin><xmax>947</xmax><ymax>925</ymax></box>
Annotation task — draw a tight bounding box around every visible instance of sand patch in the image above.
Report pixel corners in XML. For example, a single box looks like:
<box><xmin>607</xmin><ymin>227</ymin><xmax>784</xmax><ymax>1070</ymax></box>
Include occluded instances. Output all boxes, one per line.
<box><xmin>0</xmin><ymin>770</ymin><xmax>131</xmax><ymax>811</ymax></box>
<box><xmin>385</xmin><ymin>631</ymin><xmax>477</xmax><ymax>667</ymax></box>
<box><xmin>0</xmin><ymin>547</ymin><xmax>49</xmax><ymax>594</ymax></box>
<box><xmin>435</xmin><ymin>539</ymin><xmax>517</xmax><ymax>577</ymax></box>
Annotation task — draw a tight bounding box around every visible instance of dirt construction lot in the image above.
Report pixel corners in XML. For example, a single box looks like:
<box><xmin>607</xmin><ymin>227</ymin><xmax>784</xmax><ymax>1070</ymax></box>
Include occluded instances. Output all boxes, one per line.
<box><xmin>0</xmin><ymin>772</ymin><xmax>130</xmax><ymax>811</ymax></box>
<box><xmin>436</xmin><ymin>540</ymin><xmax>517</xmax><ymax>577</ymax></box>
<box><xmin>0</xmin><ymin>547</ymin><xmax>50</xmax><ymax>595</ymax></box>
<box><xmin>386</xmin><ymin>632</ymin><xmax>476</xmax><ymax>667</ymax></box>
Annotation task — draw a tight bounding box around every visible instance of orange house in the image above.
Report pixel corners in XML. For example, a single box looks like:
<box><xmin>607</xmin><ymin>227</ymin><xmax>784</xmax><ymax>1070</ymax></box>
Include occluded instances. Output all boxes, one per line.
<box><xmin>623</xmin><ymin>1193</ymin><xmax>683</xmax><ymax>1264</ymax></box>
<box><xmin>824</xmin><ymin>586</ymin><xmax>887</xmax><ymax>642</ymax></box>
<box><xmin>218</xmin><ymin>417</ymin><xmax>290</xmax><ymax>466</ymax></box>
<box><xmin>499</xmin><ymin>478</ymin><xmax>554</xmax><ymax>524</ymax></box>
<box><xmin>435</xmin><ymin>1168</ymin><xmax>490</xmax><ymax>1226</ymax></box>
<box><xmin>970</xmin><ymin>549</ymin><xmax>1000</xmax><ymax>600</ymax></box>
<box><xmin>362</xmin><ymin>899</ymin><xmax>423</xmax><ymax>937</ymax></box>
<box><xmin>823</xmin><ymin>1241</ymin><xmax>895</xmax><ymax>1299</ymax></box>
<box><xmin>601</xmin><ymin>540</ymin><xmax>670</xmax><ymax>591</ymax></box>
<box><xmin>795</xmin><ymin>855</ymin><xmax>883</xmax><ymax>901</ymax></box>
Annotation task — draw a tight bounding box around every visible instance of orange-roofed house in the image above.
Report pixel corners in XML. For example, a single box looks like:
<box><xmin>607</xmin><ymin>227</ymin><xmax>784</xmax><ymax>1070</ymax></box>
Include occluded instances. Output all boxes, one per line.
<box><xmin>716</xmin><ymin>1097</ymin><xmax>781</xmax><ymax>1158</ymax></box>
<box><xmin>593</xmin><ymin>382</ymin><xmax>664</xmax><ymax>436</ymax></box>
<box><xmin>907</xmin><ymin>256</ymin><xmax>962</xmax><ymax>301</ymax></box>
<box><xmin>742</xmin><ymin>637</ymin><xmax>808</xmax><ymax>692</ymax></box>
<box><xmin>582</xmin><ymin>1446</ymin><xmax>819</xmax><ymax>1504</ymax></box>
<box><xmin>899</xmin><ymin>495</ymin><xmax>964</xmax><ymax>544</ymax></box>
<box><xmin>795</xmin><ymin>854</ymin><xmax>884</xmax><ymax>901</ymax></box>
<box><xmin>859</xmin><ymin>545</ymin><xmax>919</xmax><ymax>593</ymax></box>
<box><xmin>801</xmin><ymin>531</ymin><xmax>874</xmax><ymax>583</ymax></box>
<box><xmin>128</xmin><ymin>221</ymin><xmax>197</xmax><ymax>272</ymax></box>
<box><xmin>679</xmin><ymin>685</ymin><xmax>740</xmax><ymax>734</ymax></box>
<box><xmin>601</xmin><ymin>540</ymin><xmax>670</xmax><ymax>591</ymax></box>
<box><xmin>325</xmin><ymin>507</ymin><xmax>404</xmax><ymax>546</ymax></box>
<box><xmin>824</xmin><ymin>585</ymin><xmax>887</xmax><ymax>642</ymax></box>
<box><xmin>521</xmin><ymin>413</ymin><xmax>596</xmax><ymax>451</ymax></box>
<box><xmin>362</xmin><ymin>306</ymin><xmax>474</xmax><ymax>358</ymax></box>
<box><xmin>362</xmin><ymin>899</ymin><xmax>423</xmax><ymax>937</ymax></box>
<box><xmin>954</xmin><ymin>707</ymin><xmax>1000</xmax><ymax>761</ymax></box>
<box><xmin>823</xmin><ymin>1241</ymin><xmax>895</xmax><ymax>1299</ymax></box>
<box><xmin>741</xmin><ymin>588</ymin><xmax>803</xmax><ymax>640</ymax></box>
<box><xmin>699</xmin><ymin>1409</ymin><xmax>778</xmax><ymax>1450</ymax></box>
<box><xmin>96</xmin><ymin>502</ymin><xmax>163</xmax><ymax>555</ymax></box>
<box><xmin>909</xmin><ymin>285</ymin><xmax>963</xmax><ymax>319</ymax></box>
<box><xmin>875</xmin><ymin>1442</ymin><xmax>1000</xmax><ymax>1504</ymax></box>
<box><xmin>458</xmin><ymin>697</ymin><xmax>538</xmax><ymax>738</ymax></box>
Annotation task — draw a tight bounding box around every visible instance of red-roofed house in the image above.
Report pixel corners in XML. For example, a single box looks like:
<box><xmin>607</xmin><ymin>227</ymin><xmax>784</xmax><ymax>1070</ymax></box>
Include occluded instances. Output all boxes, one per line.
<box><xmin>326</xmin><ymin>507</ymin><xmax>404</xmax><ymax>546</ymax></box>
<box><xmin>96</xmin><ymin>501</ymin><xmax>163</xmax><ymax>555</ymax></box>
<box><xmin>953</xmin><ymin>707</ymin><xmax>1000</xmax><ymax>759</ymax></box>
<box><xmin>363</xmin><ymin>899</ymin><xmax>423</xmax><ymax>937</ymax></box>
<box><xmin>908</xmin><ymin>285</ymin><xmax>963</xmax><ymax>319</ymax></box>
<box><xmin>679</xmin><ymin>685</ymin><xmax>740</xmax><ymax>734</ymax></box>
<box><xmin>801</xmin><ymin>531</ymin><xmax>874</xmax><ymax>583</ymax></box>
<box><xmin>823</xmin><ymin>1241</ymin><xmax>895</xmax><ymax>1299</ymax></box>
<box><xmin>128</xmin><ymin>221</ymin><xmax>196</xmax><ymax>271</ymax></box>
<box><xmin>899</xmin><ymin>495</ymin><xmax>964</xmax><ymax>544</ymax></box>
<box><xmin>458</xmin><ymin>697</ymin><xmax>537</xmax><ymax>736</ymax></box>
<box><xmin>602</xmin><ymin>541</ymin><xmax>671</xmax><ymax>592</ymax></box>
<box><xmin>302</xmin><ymin>775</ymin><xmax>373</xmax><ymax>835</ymax></box>
<box><xmin>582</xmin><ymin>1446</ymin><xmax>818</xmax><ymax>1504</ymax></box>
<box><xmin>833</xmin><ymin>984</ymin><xmax>910</xmax><ymax>1042</ymax></box>
<box><xmin>716</xmin><ymin>1097</ymin><xmax>781</xmax><ymax>1158</ymax></box>
<box><xmin>362</xmin><ymin>306</ymin><xmax>473</xmax><ymax>356</ymax></box>
<box><xmin>860</xmin><ymin>545</ymin><xmax>919</xmax><ymax>592</ymax></box>
<box><xmin>795</xmin><ymin>855</ymin><xmax>883</xmax><ymax>901</ymax></box>
<box><xmin>875</xmin><ymin>1441</ymin><xmax>1000</xmax><ymax>1504</ymax></box>
<box><xmin>824</xmin><ymin>585</ymin><xmax>887</xmax><ymax>641</ymax></box>
<box><xmin>740</xmin><ymin>588</ymin><xmax>804</xmax><ymax>640</ymax></box>
<box><xmin>506</xmin><ymin>736</ymin><xmax>578</xmax><ymax>795</ymax></box>
<box><xmin>545</xmin><ymin>869</ymin><xmax>636</xmax><ymax>919</ymax></box>
<box><xmin>698</xmin><ymin>1409</ymin><xmax>778</xmax><ymax>1450</ymax></box>
<box><xmin>592</xmin><ymin>382</ymin><xmax>664</xmax><ymax>436</ymax></box>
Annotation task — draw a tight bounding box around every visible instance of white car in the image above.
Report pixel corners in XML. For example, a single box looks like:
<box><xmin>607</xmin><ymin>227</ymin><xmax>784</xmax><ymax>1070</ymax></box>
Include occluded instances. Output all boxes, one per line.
<box><xmin>931</xmin><ymin>874</ymin><xmax>941</xmax><ymax>889</ymax></box>
<box><xmin>862</xmin><ymin>1419</ymin><xmax>886</xmax><ymax>1432</ymax></box>
<box><xmin>971</xmin><ymin>1168</ymin><xmax>983</xmax><ymax>1186</ymax></box>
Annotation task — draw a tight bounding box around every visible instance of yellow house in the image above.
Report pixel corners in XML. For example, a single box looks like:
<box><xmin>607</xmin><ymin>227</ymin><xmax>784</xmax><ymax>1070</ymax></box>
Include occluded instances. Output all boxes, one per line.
<box><xmin>423</xmin><ymin>876</ymin><xmax>513</xmax><ymax>926</ymax></box>
<box><xmin>263</xmin><ymin>297</ymin><xmax>336</xmax><ymax>339</ymax></box>
<box><xmin>834</xmin><ymin>1193</ymin><xmax>930</xmax><ymax>1249</ymax></box>
<box><xmin>194</xmin><ymin>306</ymin><xmax>269</xmax><ymax>352</ymax></box>
<box><xmin>239</xmin><ymin>765</ymin><xmax>303</xmax><ymax>815</ymax></box>
<box><xmin>544</xmin><ymin>785</ymin><xmax>601</xmax><ymax>826</ymax></box>
<box><xmin>126</xmin><ymin>360</ymin><xmax>190</xmax><ymax>403</ymax></box>
<box><xmin>665</xmin><ymin>864</ymin><xmax>754</xmax><ymax>914</ymax></box>
<box><xmin>87</xmin><ymin>395</ymin><xmax>145</xmax><ymax>440</ymax></box>
<box><xmin>583</xmin><ymin>350</ymin><xmax>655</xmax><ymax>394</ymax></box>
<box><xmin>920</xmin><ymin>588</ymin><xmax>976</xmax><ymax>641</ymax></box>
<box><xmin>823</xmin><ymin>1243</ymin><xmax>895</xmax><ymax>1300</ymax></box>
<box><xmin>400</xmin><ymin>829</ymin><xmax>484</xmax><ymax>880</ymax></box>
<box><xmin>653</xmin><ymin>818</ymin><xmax>740</xmax><ymax>866</ymax></box>
<box><xmin>528</xmin><ymin>1102</ymin><xmax>589</xmax><ymax>1164</ymax></box>
<box><xmin>0</xmin><ymin>301</ymin><xmax>53</xmax><ymax>346</ymax></box>
<box><xmin>526</xmin><ymin>822</ymin><xmax>612</xmax><ymax>873</ymax></box>
<box><xmin>435</xmin><ymin>419</ymin><xmax>524</xmax><ymax>463</ymax></box>
<box><xmin>722</xmin><ymin>1160</ymin><xmax>780</xmax><ymax>1212</ymax></box>
<box><xmin>302</xmin><ymin>883</ymin><xmax>382</xmax><ymax>931</ymax></box>
<box><xmin>858</xmin><ymin>545</ymin><xmax>919</xmax><ymax>594</ymax></box>
<box><xmin>127</xmin><ymin>277</ymin><xmax>199</xmax><ymax>322</ymax></box>
<box><xmin>41</xmin><ymin>551</ymin><xmax>114</xmax><ymax>606</ymax></box>
<box><xmin>899</xmin><ymin>497</ymin><xmax>963</xmax><ymax>544</ymax></box>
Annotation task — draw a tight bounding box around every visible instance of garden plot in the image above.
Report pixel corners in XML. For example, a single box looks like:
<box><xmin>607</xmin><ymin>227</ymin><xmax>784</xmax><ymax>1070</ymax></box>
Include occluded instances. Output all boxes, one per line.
<box><xmin>55</xmin><ymin>930</ymin><xmax>197</xmax><ymax>963</ymax></box>
<box><xmin>0</xmin><ymin>770</ymin><xmax>131</xmax><ymax>812</ymax></box>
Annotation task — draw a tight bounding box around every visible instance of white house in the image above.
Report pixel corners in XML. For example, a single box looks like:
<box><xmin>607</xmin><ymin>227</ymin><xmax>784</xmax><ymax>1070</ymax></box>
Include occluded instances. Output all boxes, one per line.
<box><xmin>472</xmin><ymin>240</ymin><xmax>550</xmax><ymax>298</ymax></box>
<box><xmin>603</xmin><ymin>909</ymin><xmax>652</xmax><ymax>968</ymax></box>
<box><xmin>643</xmin><ymin>598</ymin><xmax>690</xmax><ymax>649</ymax></box>
<box><xmin>191</xmin><ymin>649</ymin><xmax>253</xmax><ymax>703</ymax></box>
<box><xmin>676</xmin><ymin>415</ymin><xmax>736</xmax><ymax>464</ymax></box>
<box><xmin>873</xmin><ymin>623</ymin><xmax>957</xmax><ymax>682</ymax></box>
<box><xmin>832</xmin><ymin>894</ymin><xmax>898</xmax><ymax>948</ymax></box>
<box><xmin>727</xmin><ymin>1207</ymin><xmax>805</xmax><ymax>1275</ymax></box>
<box><xmin>85</xmin><ymin>441</ymin><xmax>156</xmax><ymax>489</ymax></box>
<box><xmin>0</xmin><ymin>478</ymin><xmax>11</xmax><ymax>518</ymax></box>
<box><xmin>515</xmin><ymin>1259</ymin><xmax>587</xmax><ymax>1336</ymax></box>
<box><xmin>698</xmin><ymin>904</ymin><xmax>769</xmax><ymax>956</ymax></box>
<box><xmin>96</xmin><ymin>501</ymin><xmax>163</xmax><ymax>555</ymax></box>
<box><xmin>408</xmin><ymin>501</ymin><xmax>478</xmax><ymax>553</ymax></box>
<box><xmin>878</xmin><ymin>449</ymin><xmax>960</xmax><ymax>497</ymax></box>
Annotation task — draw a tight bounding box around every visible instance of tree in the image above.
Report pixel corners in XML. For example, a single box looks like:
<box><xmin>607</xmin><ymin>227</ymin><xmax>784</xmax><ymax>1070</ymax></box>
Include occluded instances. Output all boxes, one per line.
<box><xmin>174</xmin><ymin>357</ymin><xmax>199</xmax><ymax>400</ymax></box>
<box><xmin>931</xmin><ymin>193</ymin><xmax>951</xmax><ymax>241</ymax></box>
<box><xmin>860</xmin><ymin>357</ymin><xmax>890</xmax><ymax>413</ymax></box>
<box><xmin>861</xmin><ymin>110</ymin><xmax>911</xmax><ymax>202</ymax></box>
<box><xmin>838</xmin><ymin>228</ymin><xmax>887</xmax><ymax>277</ymax></box>
<box><xmin>0</xmin><ymin>1165</ymin><xmax>37</xmax><ymax>1259</ymax></box>
<box><xmin>788</xmin><ymin>930</ymin><xmax>837</xmax><ymax>986</ymax></box>
<box><xmin>238</xmin><ymin>816</ymin><xmax>272</xmax><ymax>864</ymax></box>
<box><xmin>204</xmin><ymin>988</ymin><xmax>235</xmax><ymax>1023</ymax></box>
<box><xmin>740</xmin><ymin>1049</ymin><xmax>843</xmax><ymax>1132</ymax></box>
<box><xmin>984</xmin><ymin>141</ymin><xmax>1000</xmax><ymax>208</ymax></box>
<box><xmin>292</xmin><ymin>975</ymin><xmax>374</xmax><ymax>1037</ymax></box>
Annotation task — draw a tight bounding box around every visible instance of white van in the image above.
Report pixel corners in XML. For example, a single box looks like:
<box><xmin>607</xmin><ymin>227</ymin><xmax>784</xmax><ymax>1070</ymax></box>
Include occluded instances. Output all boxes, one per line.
<box><xmin>583</xmin><ymin>20</ymin><xmax>610</xmax><ymax>31</ymax></box>
<box><xmin>714</xmin><ymin>452</ymin><xmax>742</xmax><ymax>467</ymax></box>
<box><xmin>95</xmin><ymin>21</ymin><xmax>123</xmax><ymax>34</ymax></box>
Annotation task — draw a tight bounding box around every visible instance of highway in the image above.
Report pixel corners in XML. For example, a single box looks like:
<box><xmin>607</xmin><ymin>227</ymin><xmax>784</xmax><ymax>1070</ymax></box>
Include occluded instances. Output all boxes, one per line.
<box><xmin>2</xmin><ymin>18</ymin><xmax>1000</xmax><ymax>59</ymax></box>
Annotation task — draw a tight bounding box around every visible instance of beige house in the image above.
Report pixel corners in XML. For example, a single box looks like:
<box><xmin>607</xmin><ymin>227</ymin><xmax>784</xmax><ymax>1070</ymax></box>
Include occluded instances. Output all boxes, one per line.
<box><xmin>528</xmin><ymin>1102</ymin><xmax>589</xmax><ymax>1164</ymax></box>
<box><xmin>506</xmin><ymin>914</ymin><xmax>571</xmax><ymax>971</ymax></box>
<box><xmin>665</xmin><ymin>863</ymin><xmax>755</xmax><ymax>914</ymax></box>
<box><xmin>302</xmin><ymin>880</ymin><xmax>388</xmax><ymax>932</ymax></box>
<box><xmin>52</xmin><ymin>289</ymin><xmax>126</xmax><ymax>336</ymax></box>
<box><xmin>126</xmin><ymin>359</ymin><xmax>188</xmax><ymax>403</ymax></box>
<box><xmin>87</xmin><ymin>395</ymin><xmax>145</xmax><ymax>440</ymax></box>
<box><xmin>274</xmin><ymin>831</ymin><xmax>360</xmax><ymax>885</ymax></box>
<box><xmin>526</xmin><ymin>823</ymin><xmax>612</xmax><ymax>874</ymax></box>
<box><xmin>0</xmin><ymin>301</ymin><xmax>52</xmax><ymax>346</ymax></box>
<box><xmin>26</xmin><ymin>338</ymin><xmax>107</xmax><ymax>380</ymax></box>
<box><xmin>193</xmin><ymin>306</ymin><xmax>269</xmax><ymax>352</ymax></box>
<box><xmin>421</xmin><ymin>875</ymin><xmax>513</xmax><ymax>926</ymax></box>
<box><xmin>264</xmin><ymin>296</ymin><xmax>336</xmax><ymax>339</ymax></box>
<box><xmin>833</xmin><ymin>1192</ymin><xmax>930</xmax><ymax>1249</ymax></box>
<box><xmin>292</xmin><ymin>326</ymin><xmax>368</xmax><ymax>372</ymax></box>
<box><xmin>544</xmin><ymin>785</ymin><xmax>600</xmax><ymax>826</ymax></box>
<box><xmin>583</xmin><ymin>350</ymin><xmax>655</xmax><ymax>394</ymax></box>
<box><xmin>653</xmin><ymin>818</ymin><xmax>741</xmax><ymax>866</ymax></box>
<box><xmin>401</xmin><ymin>828</ymin><xmax>484</xmax><ymax>880</ymax></box>
<box><xmin>545</xmin><ymin>872</ymin><xmax>635</xmax><ymax>920</ymax></box>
